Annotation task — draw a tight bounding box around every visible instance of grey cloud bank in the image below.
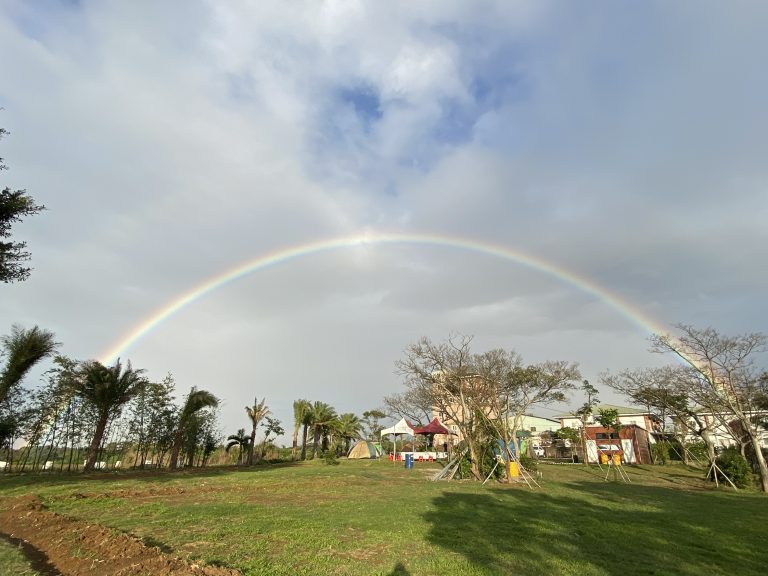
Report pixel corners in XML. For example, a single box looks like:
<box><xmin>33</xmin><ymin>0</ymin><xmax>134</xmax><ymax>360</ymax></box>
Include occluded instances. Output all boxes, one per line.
<box><xmin>1</xmin><ymin>1</ymin><xmax>766</xmax><ymax>435</ymax></box>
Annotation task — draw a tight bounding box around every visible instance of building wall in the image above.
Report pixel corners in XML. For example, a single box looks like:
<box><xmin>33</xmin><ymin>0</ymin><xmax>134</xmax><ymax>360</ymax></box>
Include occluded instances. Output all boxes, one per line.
<box><xmin>582</xmin><ymin>425</ymin><xmax>653</xmax><ymax>464</ymax></box>
<box><xmin>509</xmin><ymin>415</ymin><xmax>561</xmax><ymax>448</ymax></box>
<box><xmin>680</xmin><ymin>413</ymin><xmax>768</xmax><ymax>449</ymax></box>
<box><xmin>559</xmin><ymin>411</ymin><xmax>657</xmax><ymax>441</ymax></box>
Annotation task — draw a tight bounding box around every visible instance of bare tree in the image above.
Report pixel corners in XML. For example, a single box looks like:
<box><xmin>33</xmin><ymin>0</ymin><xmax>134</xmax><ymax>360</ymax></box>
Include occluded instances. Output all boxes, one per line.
<box><xmin>395</xmin><ymin>335</ymin><xmax>488</xmax><ymax>480</ymax></box>
<box><xmin>652</xmin><ymin>325</ymin><xmax>768</xmax><ymax>492</ymax></box>
<box><xmin>602</xmin><ymin>365</ymin><xmax>719</xmax><ymax>465</ymax></box>
<box><xmin>471</xmin><ymin>350</ymin><xmax>580</xmax><ymax>481</ymax></box>
<box><xmin>394</xmin><ymin>335</ymin><xmax>580</xmax><ymax>481</ymax></box>
<box><xmin>383</xmin><ymin>387</ymin><xmax>433</xmax><ymax>426</ymax></box>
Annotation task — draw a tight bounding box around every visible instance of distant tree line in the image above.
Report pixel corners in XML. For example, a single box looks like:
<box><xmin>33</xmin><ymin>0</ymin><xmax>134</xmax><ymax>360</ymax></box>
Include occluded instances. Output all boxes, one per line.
<box><xmin>0</xmin><ymin>325</ymin><xmax>221</xmax><ymax>472</ymax></box>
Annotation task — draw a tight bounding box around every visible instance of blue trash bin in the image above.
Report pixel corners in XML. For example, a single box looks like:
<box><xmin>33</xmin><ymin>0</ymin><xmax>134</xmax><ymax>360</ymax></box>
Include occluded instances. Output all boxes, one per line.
<box><xmin>404</xmin><ymin>454</ymin><xmax>414</xmax><ymax>469</ymax></box>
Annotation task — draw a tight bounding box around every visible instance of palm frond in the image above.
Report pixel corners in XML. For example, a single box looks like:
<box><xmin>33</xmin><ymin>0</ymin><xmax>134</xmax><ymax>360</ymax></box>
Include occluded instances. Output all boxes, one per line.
<box><xmin>0</xmin><ymin>324</ymin><xmax>58</xmax><ymax>401</ymax></box>
<box><xmin>179</xmin><ymin>388</ymin><xmax>219</xmax><ymax>425</ymax></box>
<box><xmin>246</xmin><ymin>396</ymin><xmax>271</xmax><ymax>426</ymax></box>
<box><xmin>75</xmin><ymin>358</ymin><xmax>147</xmax><ymax>413</ymax></box>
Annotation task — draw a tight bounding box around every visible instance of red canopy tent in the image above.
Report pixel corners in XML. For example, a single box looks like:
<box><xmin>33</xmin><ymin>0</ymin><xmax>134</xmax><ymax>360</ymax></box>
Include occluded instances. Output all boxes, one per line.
<box><xmin>412</xmin><ymin>418</ymin><xmax>456</xmax><ymax>448</ymax></box>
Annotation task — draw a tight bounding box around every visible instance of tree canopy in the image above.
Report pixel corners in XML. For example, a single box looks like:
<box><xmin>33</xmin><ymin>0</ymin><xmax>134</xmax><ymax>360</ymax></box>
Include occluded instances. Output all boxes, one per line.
<box><xmin>0</xmin><ymin>324</ymin><xmax>58</xmax><ymax>403</ymax></box>
<box><xmin>1</xmin><ymin>127</ymin><xmax>45</xmax><ymax>283</ymax></box>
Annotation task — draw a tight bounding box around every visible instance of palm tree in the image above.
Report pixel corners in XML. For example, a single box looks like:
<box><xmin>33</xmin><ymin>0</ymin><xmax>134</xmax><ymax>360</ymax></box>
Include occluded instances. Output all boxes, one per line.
<box><xmin>0</xmin><ymin>324</ymin><xmax>58</xmax><ymax>403</ymax></box>
<box><xmin>245</xmin><ymin>397</ymin><xmax>270</xmax><ymax>465</ymax></box>
<box><xmin>225</xmin><ymin>428</ymin><xmax>250</xmax><ymax>465</ymax></box>
<box><xmin>169</xmin><ymin>387</ymin><xmax>218</xmax><ymax>469</ymax></box>
<box><xmin>300</xmin><ymin>407</ymin><xmax>313</xmax><ymax>461</ymax></box>
<box><xmin>309</xmin><ymin>401</ymin><xmax>337</xmax><ymax>458</ymax></box>
<box><xmin>336</xmin><ymin>413</ymin><xmax>363</xmax><ymax>454</ymax></box>
<box><xmin>292</xmin><ymin>399</ymin><xmax>311</xmax><ymax>461</ymax></box>
<box><xmin>75</xmin><ymin>359</ymin><xmax>146</xmax><ymax>472</ymax></box>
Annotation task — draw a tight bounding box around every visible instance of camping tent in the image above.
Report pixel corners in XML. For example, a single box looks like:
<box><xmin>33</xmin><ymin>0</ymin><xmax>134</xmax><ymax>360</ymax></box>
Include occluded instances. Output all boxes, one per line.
<box><xmin>347</xmin><ymin>441</ymin><xmax>382</xmax><ymax>459</ymax></box>
<box><xmin>380</xmin><ymin>418</ymin><xmax>415</xmax><ymax>461</ymax></box>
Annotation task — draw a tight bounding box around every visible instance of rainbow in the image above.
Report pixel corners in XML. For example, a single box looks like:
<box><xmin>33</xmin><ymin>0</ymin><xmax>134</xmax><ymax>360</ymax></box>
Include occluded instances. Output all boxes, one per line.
<box><xmin>100</xmin><ymin>231</ymin><xmax>669</xmax><ymax>364</ymax></box>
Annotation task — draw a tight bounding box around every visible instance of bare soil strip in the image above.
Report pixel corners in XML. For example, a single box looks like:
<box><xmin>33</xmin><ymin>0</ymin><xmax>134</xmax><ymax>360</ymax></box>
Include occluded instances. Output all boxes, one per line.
<box><xmin>0</xmin><ymin>495</ymin><xmax>242</xmax><ymax>576</ymax></box>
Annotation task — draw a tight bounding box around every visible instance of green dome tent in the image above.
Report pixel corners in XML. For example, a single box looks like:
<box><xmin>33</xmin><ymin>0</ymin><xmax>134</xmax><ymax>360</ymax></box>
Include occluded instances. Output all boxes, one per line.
<box><xmin>347</xmin><ymin>441</ymin><xmax>382</xmax><ymax>459</ymax></box>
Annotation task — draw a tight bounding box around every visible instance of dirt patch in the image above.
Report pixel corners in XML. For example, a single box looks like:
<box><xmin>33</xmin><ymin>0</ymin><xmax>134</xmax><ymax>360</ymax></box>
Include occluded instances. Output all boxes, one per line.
<box><xmin>67</xmin><ymin>484</ymin><xmax>222</xmax><ymax>502</ymax></box>
<box><xmin>0</xmin><ymin>495</ymin><xmax>242</xmax><ymax>576</ymax></box>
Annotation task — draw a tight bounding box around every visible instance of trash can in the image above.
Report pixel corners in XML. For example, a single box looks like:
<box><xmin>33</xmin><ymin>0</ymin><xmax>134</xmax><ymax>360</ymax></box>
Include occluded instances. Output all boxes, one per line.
<box><xmin>404</xmin><ymin>454</ymin><xmax>414</xmax><ymax>469</ymax></box>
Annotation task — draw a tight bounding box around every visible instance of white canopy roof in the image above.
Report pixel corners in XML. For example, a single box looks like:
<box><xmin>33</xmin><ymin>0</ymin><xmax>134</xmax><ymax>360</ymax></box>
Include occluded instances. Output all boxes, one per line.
<box><xmin>380</xmin><ymin>417</ymin><xmax>415</xmax><ymax>437</ymax></box>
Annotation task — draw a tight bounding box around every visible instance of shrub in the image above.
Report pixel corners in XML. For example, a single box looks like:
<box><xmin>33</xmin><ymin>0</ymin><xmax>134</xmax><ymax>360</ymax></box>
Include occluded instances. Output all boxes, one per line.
<box><xmin>712</xmin><ymin>448</ymin><xmax>752</xmax><ymax>488</ymax></box>
<box><xmin>665</xmin><ymin>441</ymin><xmax>686</xmax><ymax>461</ymax></box>
<box><xmin>518</xmin><ymin>454</ymin><xmax>537</xmax><ymax>472</ymax></box>
<box><xmin>323</xmin><ymin>450</ymin><xmax>340</xmax><ymax>466</ymax></box>
<box><xmin>685</xmin><ymin>441</ymin><xmax>709</xmax><ymax>463</ymax></box>
<box><xmin>458</xmin><ymin>454</ymin><xmax>473</xmax><ymax>479</ymax></box>
<box><xmin>652</xmin><ymin>442</ymin><xmax>671</xmax><ymax>464</ymax></box>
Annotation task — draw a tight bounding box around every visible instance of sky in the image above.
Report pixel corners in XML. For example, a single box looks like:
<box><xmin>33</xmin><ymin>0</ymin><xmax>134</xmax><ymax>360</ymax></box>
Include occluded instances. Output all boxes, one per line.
<box><xmin>2</xmin><ymin>1</ymin><xmax>767</xmax><ymax>441</ymax></box>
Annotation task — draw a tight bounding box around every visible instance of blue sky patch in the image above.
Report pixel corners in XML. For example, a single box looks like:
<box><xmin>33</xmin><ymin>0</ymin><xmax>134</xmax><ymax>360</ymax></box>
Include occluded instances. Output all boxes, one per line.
<box><xmin>336</xmin><ymin>85</ymin><xmax>383</xmax><ymax>131</ymax></box>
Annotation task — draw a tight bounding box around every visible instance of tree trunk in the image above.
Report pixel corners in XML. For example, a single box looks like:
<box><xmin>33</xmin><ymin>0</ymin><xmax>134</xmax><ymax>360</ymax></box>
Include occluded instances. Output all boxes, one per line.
<box><xmin>700</xmin><ymin>428</ymin><xmax>716</xmax><ymax>466</ymax></box>
<box><xmin>456</xmin><ymin>388</ymin><xmax>482</xmax><ymax>481</ymax></box>
<box><xmin>292</xmin><ymin>429</ymin><xmax>299</xmax><ymax>461</ymax></box>
<box><xmin>301</xmin><ymin>424</ymin><xmax>308</xmax><ymax>460</ymax></box>
<box><xmin>466</xmin><ymin>439</ymin><xmax>483</xmax><ymax>481</ymax></box>
<box><xmin>502</xmin><ymin>425</ymin><xmax>515</xmax><ymax>484</ymax></box>
<box><xmin>169</xmin><ymin>429</ymin><xmax>183</xmax><ymax>469</ymax></box>
<box><xmin>745</xmin><ymin>428</ymin><xmax>768</xmax><ymax>492</ymax></box>
<box><xmin>84</xmin><ymin>412</ymin><xmax>109</xmax><ymax>472</ymax></box>
<box><xmin>675</xmin><ymin>432</ymin><xmax>689</xmax><ymax>465</ymax></box>
<box><xmin>247</xmin><ymin>427</ymin><xmax>256</xmax><ymax>466</ymax></box>
<box><xmin>312</xmin><ymin>428</ymin><xmax>321</xmax><ymax>458</ymax></box>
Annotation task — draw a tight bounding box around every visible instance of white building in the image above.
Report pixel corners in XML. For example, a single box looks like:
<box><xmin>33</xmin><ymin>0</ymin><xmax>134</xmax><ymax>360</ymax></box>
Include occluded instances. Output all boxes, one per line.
<box><xmin>557</xmin><ymin>404</ymin><xmax>660</xmax><ymax>438</ymax></box>
<box><xmin>679</xmin><ymin>411</ymin><xmax>768</xmax><ymax>450</ymax></box>
<box><xmin>507</xmin><ymin>414</ymin><xmax>562</xmax><ymax>452</ymax></box>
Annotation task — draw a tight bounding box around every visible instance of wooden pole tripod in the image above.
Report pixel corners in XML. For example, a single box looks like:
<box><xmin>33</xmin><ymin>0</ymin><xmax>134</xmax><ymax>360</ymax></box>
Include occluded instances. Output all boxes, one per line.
<box><xmin>604</xmin><ymin>455</ymin><xmax>631</xmax><ymax>483</ymax></box>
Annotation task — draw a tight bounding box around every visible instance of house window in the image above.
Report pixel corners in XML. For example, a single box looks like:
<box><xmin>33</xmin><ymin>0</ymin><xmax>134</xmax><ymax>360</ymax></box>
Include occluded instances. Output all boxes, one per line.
<box><xmin>596</xmin><ymin>433</ymin><xmax>608</xmax><ymax>440</ymax></box>
<box><xmin>451</xmin><ymin>425</ymin><xmax>459</xmax><ymax>432</ymax></box>
<box><xmin>530</xmin><ymin>427</ymin><xmax>537</xmax><ymax>432</ymax></box>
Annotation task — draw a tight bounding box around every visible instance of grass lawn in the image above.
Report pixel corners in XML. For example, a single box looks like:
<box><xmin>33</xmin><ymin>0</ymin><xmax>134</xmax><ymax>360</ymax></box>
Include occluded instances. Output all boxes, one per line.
<box><xmin>1</xmin><ymin>460</ymin><xmax>766</xmax><ymax>575</ymax></box>
<box><xmin>0</xmin><ymin>538</ymin><xmax>42</xmax><ymax>576</ymax></box>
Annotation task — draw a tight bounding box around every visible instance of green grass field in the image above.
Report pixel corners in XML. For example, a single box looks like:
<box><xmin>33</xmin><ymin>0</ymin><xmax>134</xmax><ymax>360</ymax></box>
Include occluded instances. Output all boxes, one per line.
<box><xmin>1</xmin><ymin>460</ymin><xmax>766</xmax><ymax>576</ymax></box>
<box><xmin>0</xmin><ymin>538</ymin><xmax>41</xmax><ymax>576</ymax></box>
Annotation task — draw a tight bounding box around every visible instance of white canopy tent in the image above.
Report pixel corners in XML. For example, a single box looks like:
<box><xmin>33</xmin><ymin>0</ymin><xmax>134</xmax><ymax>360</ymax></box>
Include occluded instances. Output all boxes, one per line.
<box><xmin>380</xmin><ymin>418</ymin><xmax>415</xmax><ymax>463</ymax></box>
